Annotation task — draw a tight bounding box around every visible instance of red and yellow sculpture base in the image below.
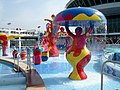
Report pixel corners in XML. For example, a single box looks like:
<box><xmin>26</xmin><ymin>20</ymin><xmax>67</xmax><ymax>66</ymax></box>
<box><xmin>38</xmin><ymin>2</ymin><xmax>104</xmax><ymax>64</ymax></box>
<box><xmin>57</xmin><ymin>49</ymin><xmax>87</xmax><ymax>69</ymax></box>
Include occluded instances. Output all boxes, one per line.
<box><xmin>12</xmin><ymin>50</ymin><xmax>18</xmax><ymax>58</ymax></box>
<box><xmin>66</xmin><ymin>46</ymin><xmax>91</xmax><ymax>80</ymax></box>
<box><xmin>20</xmin><ymin>50</ymin><xmax>27</xmax><ymax>60</ymax></box>
<box><xmin>49</xmin><ymin>45</ymin><xmax>59</xmax><ymax>57</ymax></box>
<box><xmin>33</xmin><ymin>55</ymin><xmax>42</xmax><ymax>65</ymax></box>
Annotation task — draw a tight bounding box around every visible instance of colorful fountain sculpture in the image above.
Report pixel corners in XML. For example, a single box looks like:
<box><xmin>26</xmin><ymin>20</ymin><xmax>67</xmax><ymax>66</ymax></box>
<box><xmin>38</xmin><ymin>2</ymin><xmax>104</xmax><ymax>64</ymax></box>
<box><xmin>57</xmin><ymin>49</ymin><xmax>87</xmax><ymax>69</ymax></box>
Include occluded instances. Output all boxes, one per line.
<box><xmin>53</xmin><ymin>7</ymin><xmax>107</xmax><ymax>80</ymax></box>
<box><xmin>12</xmin><ymin>46</ymin><xmax>18</xmax><ymax>58</ymax></box>
<box><xmin>0</xmin><ymin>33</ymin><xmax>21</xmax><ymax>56</ymax></box>
<box><xmin>20</xmin><ymin>48</ymin><xmax>27</xmax><ymax>60</ymax></box>
<box><xmin>44</xmin><ymin>14</ymin><xmax>60</xmax><ymax>57</ymax></box>
<box><xmin>41</xmin><ymin>35</ymin><xmax>49</xmax><ymax>61</ymax></box>
<box><xmin>33</xmin><ymin>45</ymin><xmax>43</xmax><ymax>65</ymax></box>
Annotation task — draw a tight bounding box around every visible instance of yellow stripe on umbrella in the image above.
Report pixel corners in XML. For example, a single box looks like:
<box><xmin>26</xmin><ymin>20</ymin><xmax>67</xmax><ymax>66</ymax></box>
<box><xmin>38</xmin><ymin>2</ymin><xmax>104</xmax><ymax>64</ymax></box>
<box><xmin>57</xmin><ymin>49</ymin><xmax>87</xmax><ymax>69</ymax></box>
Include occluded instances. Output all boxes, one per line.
<box><xmin>73</xmin><ymin>13</ymin><xmax>102</xmax><ymax>20</ymax></box>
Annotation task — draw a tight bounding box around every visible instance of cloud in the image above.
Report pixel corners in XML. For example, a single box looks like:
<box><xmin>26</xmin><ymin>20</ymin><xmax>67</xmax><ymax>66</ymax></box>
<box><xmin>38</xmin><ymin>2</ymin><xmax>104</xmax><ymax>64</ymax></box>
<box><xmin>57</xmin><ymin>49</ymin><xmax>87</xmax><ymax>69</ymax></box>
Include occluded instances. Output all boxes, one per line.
<box><xmin>13</xmin><ymin>0</ymin><xmax>29</xmax><ymax>4</ymax></box>
<box><xmin>0</xmin><ymin>0</ymin><xmax>69</xmax><ymax>31</ymax></box>
<box><xmin>0</xmin><ymin>1</ymin><xmax>3</xmax><ymax>20</ymax></box>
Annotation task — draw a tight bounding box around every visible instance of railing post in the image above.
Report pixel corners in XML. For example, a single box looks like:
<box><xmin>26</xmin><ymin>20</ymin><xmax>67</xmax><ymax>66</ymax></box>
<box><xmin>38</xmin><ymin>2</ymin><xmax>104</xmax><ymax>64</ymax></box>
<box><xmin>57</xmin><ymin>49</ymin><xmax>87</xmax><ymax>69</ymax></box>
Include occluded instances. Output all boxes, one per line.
<box><xmin>17</xmin><ymin>53</ymin><xmax>20</xmax><ymax>72</ymax></box>
<box><xmin>27</xmin><ymin>47</ymin><xmax>32</xmax><ymax>71</ymax></box>
<box><xmin>101</xmin><ymin>60</ymin><xmax>120</xmax><ymax>90</ymax></box>
<box><xmin>13</xmin><ymin>54</ymin><xmax>16</xmax><ymax>68</ymax></box>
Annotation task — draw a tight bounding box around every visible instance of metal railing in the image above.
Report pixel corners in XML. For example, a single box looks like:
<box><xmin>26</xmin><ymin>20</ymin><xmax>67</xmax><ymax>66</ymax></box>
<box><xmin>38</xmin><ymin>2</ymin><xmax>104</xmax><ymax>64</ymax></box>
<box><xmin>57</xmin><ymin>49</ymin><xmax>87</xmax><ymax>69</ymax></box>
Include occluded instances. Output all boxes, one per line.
<box><xmin>13</xmin><ymin>52</ymin><xmax>20</xmax><ymax>72</ymax></box>
<box><xmin>101</xmin><ymin>60</ymin><xmax>120</xmax><ymax>90</ymax></box>
<box><xmin>103</xmin><ymin>51</ymin><xmax>113</xmax><ymax>59</ymax></box>
<box><xmin>13</xmin><ymin>48</ymin><xmax>33</xmax><ymax>72</ymax></box>
<box><xmin>26</xmin><ymin>47</ymin><xmax>33</xmax><ymax>72</ymax></box>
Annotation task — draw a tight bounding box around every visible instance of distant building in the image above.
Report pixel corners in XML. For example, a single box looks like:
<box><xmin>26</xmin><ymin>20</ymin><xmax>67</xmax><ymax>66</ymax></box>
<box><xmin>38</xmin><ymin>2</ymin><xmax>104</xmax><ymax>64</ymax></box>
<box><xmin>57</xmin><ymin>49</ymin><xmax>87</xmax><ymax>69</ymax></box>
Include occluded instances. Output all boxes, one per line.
<box><xmin>65</xmin><ymin>0</ymin><xmax>120</xmax><ymax>44</ymax></box>
<box><xmin>0</xmin><ymin>28</ymin><xmax>39</xmax><ymax>48</ymax></box>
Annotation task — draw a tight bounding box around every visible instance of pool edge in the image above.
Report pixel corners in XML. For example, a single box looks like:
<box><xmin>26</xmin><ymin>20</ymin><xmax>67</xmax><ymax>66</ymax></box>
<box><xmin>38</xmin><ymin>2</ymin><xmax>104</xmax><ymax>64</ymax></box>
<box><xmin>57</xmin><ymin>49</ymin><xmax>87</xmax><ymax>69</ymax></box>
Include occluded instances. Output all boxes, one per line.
<box><xmin>0</xmin><ymin>57</ymin><xmax>46</xmax><ymax>90</ymax></box>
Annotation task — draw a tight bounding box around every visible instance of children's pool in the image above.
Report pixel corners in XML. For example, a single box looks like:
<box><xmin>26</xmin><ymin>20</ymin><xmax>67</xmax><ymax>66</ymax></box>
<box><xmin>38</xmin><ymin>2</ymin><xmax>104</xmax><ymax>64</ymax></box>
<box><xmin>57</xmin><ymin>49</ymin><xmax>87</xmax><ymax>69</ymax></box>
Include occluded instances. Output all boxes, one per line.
<box><xmin>1</xmin><ymin>48</ymin><xmax>120</xmax><ymax>90</ymax></box>
<box><xmin>33</xmin><ymin>52</ymin><xmax>120</xmax><ymax>90</ymax></box>
<box><xmin>0</xmin><ymin>61</ymin><xmax>26</xmax><ymax>90</ymax></box>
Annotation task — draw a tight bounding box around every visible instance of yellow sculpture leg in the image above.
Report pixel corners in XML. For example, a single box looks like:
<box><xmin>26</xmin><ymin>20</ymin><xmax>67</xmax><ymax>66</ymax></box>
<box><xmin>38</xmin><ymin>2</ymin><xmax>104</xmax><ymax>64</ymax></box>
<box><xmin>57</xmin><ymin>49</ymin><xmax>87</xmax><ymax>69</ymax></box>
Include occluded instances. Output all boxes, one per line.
<box><xmin>69</xmin><ymin>67</ymin><xmax>81</xmax><ymax>80</ymax></box>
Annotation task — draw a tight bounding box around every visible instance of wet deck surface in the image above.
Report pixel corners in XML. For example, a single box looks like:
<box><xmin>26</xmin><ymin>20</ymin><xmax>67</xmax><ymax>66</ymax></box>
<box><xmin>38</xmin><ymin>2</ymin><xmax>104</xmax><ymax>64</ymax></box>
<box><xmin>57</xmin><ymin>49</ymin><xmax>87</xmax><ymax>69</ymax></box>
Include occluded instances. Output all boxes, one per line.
<box><xmin>0</xmin><ymin>57</ymin><xmax>46</xmax><ymax>90</ymax></box>
<box><xmin>26</xmin><ymin>69</ymin><xmax>45</xmax><ymax>90</ymax></box>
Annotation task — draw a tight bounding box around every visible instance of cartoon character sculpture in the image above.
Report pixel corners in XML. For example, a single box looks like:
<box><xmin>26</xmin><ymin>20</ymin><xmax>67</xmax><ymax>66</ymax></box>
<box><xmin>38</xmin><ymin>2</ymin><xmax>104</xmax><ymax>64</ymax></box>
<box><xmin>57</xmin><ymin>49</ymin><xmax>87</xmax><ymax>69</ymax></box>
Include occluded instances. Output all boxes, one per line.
<box><xmin>33</xmin><ymin>45</ymin><xmax>43</xmax><ymax>65</ymax></box>
<box><xmin>66</xmin><ymin>36</ymin><xmax>71</xmax><ymax>52</ymax></box>
<box><xmin>57</xmin><ymin>27</ymin><xmax>68</xmax><ymax>50</ymax></box>
<box><xmin>0</xmin><ymin>33</ymin><xmax>8</xmax><ymax>56</ymax></box>
<box><xmin>53</xmin><ymin>7</ymin><xmax>107</xmax><ymax>80</ymax></box>
<box><xmin>44</xmin><ymin>14</ymin><xmax>60</xmax><ymax>57</ymax></box>
<box><xmin>41</xmin><ymin>35</ymin><xmax>49</xmax><ymax>61</ymax></box>
<box><xmin>12</xmin><ymin>46</ymin><xmax>18</xmax><ymax>58</ymax></box>
<box><xmin>0</xmin><ymin>33</ymin><xmax>21</xmax><ymax>56</ymax></box>
<box><xmin>58</xmin><ymin>27</ymin><xmax>67</xmax><ymax>36</ymax></box>
<box><xmin>20</xmin><ymin>48</ymin><xmax>27</xmax><ymax>60</ymax></box>
<box><xmin>65</xmin><ymin>22</ymin><xmax>92</xmax><ymax>80</ymax></box>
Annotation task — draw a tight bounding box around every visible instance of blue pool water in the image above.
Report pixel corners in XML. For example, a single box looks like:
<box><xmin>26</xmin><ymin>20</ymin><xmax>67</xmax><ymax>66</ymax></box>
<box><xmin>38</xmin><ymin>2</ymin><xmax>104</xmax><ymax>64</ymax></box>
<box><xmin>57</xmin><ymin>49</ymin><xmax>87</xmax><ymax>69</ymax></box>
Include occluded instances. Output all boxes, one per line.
<box><xmin>0</xmin><ymin>61</ymin><xmax>26</xmax><ymax>90</ymax></box>
<box><xmin>1</xmin><ymin>48</ymin><xmax>120</xmax><ymax>90</ymax></box>
<box><xmin>105</xmin><ymin>46</ymin><xmax>120</xmax><ymax>53</ymax></box>
<box><xmin>0</xmin><ymin>61</ymin><xmax>15</xmax><ymax>74</ymax></box>
<box><xmin>33</xmin><ymin>53</ymin><xmax>120</xmax><ymax>90</ymax></box>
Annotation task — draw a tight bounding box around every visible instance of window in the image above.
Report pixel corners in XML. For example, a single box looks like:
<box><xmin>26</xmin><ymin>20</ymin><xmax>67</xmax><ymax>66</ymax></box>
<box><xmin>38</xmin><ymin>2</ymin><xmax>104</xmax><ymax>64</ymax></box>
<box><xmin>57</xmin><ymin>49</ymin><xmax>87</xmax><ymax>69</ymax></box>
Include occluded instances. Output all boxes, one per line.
<box><xmin>107</xmin><ymin>15</ymin><xmax>120</xmax><ymax>33</ymax></box>
<box><xmin>108</xmin><ymin>0</ymin><xmax>115</xmax><ymax>3</ymax></box>
<box><xmin>95</xmin><ymin>0</ymin><xmax>101</xmax><ymax>5</ymax></box>
<box><xmin>101</xmin><ymin>0</ymin><xmax>107</xmax><ymax>4</ymax></box>
<box><xmin>83</xmin><ymin>0</ymin><xmax>91</xmax><ymax>7</ymax></box>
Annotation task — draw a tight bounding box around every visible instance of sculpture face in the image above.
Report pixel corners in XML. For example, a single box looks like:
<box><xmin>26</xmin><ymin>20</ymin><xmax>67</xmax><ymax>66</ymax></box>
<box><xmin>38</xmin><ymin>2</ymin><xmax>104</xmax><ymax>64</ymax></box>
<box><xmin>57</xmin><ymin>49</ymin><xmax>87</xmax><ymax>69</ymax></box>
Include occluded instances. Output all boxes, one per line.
<box><xmin>75</xmin><ymin>27</ymin><xmax>82</xmax><ymax>35</ymax></box>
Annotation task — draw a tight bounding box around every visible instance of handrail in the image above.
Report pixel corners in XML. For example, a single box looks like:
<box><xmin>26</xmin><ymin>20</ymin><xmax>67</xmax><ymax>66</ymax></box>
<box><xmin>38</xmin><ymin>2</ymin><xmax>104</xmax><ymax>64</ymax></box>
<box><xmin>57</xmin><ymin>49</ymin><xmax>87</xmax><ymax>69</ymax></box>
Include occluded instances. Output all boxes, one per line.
<box><xmin>26</xmin><ymin>47</ymin><xmax>32</xmax><ymax>71</ymax></box>
<box><xmin>101</xmin><ymin>60</ymin><xmax>120</xmax><ymax>90</ymax></box>
<box><xmin>17</xmin><ymin>53</ymin><xmax>21</xmax><ymax>72</ymax></box>
<box><xmin>13</xmin><ymin>48</ymin><xmax>33</xmax><ymax>72</ymax></box>
<box><xmin>13</xmin><ymin>51</ymin><xmax>18</xmax><ymax>68</ymax></box>
<box><xmin>13</xmin><ymin>51</ymin><xmax>20</xmax><ymax>72</ymax></box>
<box><xmin>26</xmin><ymin>52</ymin><xmax>31</xmax><ymax>71</ymax></box>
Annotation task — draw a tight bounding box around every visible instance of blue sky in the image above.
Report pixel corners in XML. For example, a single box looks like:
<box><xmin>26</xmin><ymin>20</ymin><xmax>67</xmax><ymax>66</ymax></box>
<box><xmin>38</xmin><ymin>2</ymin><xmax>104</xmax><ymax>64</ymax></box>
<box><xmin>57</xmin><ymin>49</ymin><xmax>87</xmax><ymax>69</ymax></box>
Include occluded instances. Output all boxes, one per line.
<box><xmin>0</xmin><ymin>0</ymin><xmax>69</xmax><ymax>32</ymax></box>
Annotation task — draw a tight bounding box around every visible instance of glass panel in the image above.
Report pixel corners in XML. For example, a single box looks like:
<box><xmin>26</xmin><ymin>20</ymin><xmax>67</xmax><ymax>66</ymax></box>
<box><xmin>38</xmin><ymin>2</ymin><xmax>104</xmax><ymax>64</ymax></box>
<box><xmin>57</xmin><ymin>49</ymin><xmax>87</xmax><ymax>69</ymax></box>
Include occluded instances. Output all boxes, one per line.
<box><xmin>108</xmin><ymin>0</ymin><xmax>115</xmax><ymax>3</ymax></box>
<box><xmin>75</xmin><ymin>0</ymin><xmax>81</xmax><ymax>7</ymax></box>
<box><xmin>90</xmin><ymin>0</ymin><xmax>96</xmax><ymax>6</ymax></box>
<box><xmin>78</xmin><ymin>0</ymin><xmax>85</xmax><ymax>6</ymax></box>
<box><xmin>83</xmin><ymin>0</ymin><xmax>90</xmax><ymax>6</ymax></box>
<box><xmin>101</xmin><ymin>0</ymin><xmax>107</xmax><ymax>4</ymax></box>
<box><xmin>115</xmin><ymin>0</ymin><xmax>120</xmax><ymax>2</ymax></box>
<box><xmin>95</xmin><ymin>0</ymin><xmax>101</xmax><ymax>5</ymax></box>
<box><xmin>107</xmin><ymin>15</ymin><xmax>120</xmax><ymax>33</ymax></box>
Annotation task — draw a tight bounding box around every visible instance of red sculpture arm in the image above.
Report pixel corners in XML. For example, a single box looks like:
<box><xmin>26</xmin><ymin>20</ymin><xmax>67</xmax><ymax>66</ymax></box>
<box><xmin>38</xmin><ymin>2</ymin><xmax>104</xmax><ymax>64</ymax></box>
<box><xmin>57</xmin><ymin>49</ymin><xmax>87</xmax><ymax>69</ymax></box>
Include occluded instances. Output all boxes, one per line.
<box><xmin>65</xmin><ymin>22</ymin><xmax>75</xmax><ymax>38</ymax></box>
<box><xmin>0</xmin><ymin>34</ymin><xmax>8</xmax><ymax>56</ymax></box>
<box><xmin>85</xmin><ymin>27</ymin><xmax>92</xmax><ymax>37</ymax></box>
<box><xmin>44</xmin><ymin>19</ymin><xmax>53</xmax><ymax>31</ymax></box>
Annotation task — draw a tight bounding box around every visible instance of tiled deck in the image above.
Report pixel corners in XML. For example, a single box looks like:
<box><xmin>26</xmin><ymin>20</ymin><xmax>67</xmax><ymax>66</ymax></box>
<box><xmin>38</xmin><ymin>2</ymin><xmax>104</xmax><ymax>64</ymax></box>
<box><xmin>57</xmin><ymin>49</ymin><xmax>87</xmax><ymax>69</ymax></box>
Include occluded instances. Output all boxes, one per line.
<box><xmin>0</xmin><ymin>57</ymin><xmax>46</xmax><ymax>90</ymax></box>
